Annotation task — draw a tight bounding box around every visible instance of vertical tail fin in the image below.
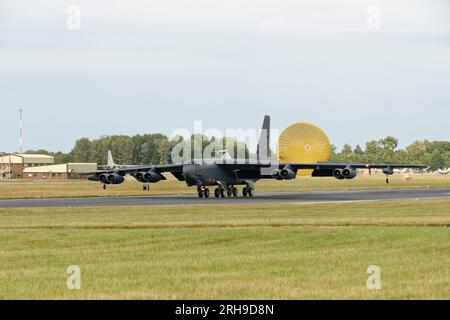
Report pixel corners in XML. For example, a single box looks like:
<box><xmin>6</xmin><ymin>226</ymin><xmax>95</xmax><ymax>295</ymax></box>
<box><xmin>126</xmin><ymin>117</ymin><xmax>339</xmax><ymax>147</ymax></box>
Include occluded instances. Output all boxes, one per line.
<box><xmin>107</xmin><ymin>150</ymin><xmax>116</xmax><ymax>169</ymax></box>
<box><xmin>257</xmin><ymin>115</ymin><xmax>271</xmax><ymax>161</ymax></box>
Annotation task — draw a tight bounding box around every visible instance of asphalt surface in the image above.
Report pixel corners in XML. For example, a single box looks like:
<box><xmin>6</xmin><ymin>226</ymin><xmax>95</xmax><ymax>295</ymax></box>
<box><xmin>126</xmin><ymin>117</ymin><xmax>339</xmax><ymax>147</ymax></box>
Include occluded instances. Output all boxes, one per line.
<box><xmin>0</xmin><ymin>188</ymin><xmax>449</xmax><ymax>208</ymax></box>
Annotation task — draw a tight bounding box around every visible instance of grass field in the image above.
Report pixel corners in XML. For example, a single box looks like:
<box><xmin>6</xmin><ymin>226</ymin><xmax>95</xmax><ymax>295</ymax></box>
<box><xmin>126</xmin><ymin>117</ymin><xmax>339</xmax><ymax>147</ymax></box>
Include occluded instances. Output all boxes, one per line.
<box><xmin>0</xmin><ymin>173</ymin><xmax>449</xmax><ymax>200</ymax></box>
<box><xmin>0</xmin><ymin>199</ymin><xmax>449</xmax><ymax>299</ymax></box>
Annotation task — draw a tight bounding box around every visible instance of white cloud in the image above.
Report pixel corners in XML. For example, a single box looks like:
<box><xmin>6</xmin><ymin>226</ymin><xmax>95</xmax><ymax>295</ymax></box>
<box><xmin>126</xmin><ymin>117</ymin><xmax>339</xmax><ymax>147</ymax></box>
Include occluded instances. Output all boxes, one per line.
<box><xmin>1</xmin><ymin>0</ymin><xmax>449</xmax><ymax>36</ymax></box>
<box><xmin>0</xmin><ymin>0</ymin><xmax>448</xmax><ymax>151</ymax></box>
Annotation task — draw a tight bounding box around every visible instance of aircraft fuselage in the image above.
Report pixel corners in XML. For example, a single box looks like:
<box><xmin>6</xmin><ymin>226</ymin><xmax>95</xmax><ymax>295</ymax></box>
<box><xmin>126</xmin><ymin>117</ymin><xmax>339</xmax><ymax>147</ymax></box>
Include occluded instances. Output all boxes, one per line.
<box><xmin>183</xmin><ymin>163</ymin><xmax>250</xmax><ymax>187</ymax></box>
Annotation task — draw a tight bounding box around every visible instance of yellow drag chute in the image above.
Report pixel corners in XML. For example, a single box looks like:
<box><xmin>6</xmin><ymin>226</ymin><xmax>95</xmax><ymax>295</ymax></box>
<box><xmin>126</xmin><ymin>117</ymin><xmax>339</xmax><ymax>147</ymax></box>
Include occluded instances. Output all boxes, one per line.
<box><xmin>277</xmin><ymin>122</ymin><xmax>332</xmax><ymax>176</ymax></box>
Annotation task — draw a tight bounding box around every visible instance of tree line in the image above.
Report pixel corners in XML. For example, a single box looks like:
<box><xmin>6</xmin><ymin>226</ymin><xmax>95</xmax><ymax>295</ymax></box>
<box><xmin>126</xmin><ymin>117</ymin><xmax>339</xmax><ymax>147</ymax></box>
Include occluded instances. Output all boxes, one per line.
<box><xmin>16</xmin><ymin>134</ymin><xmax>249</xmax><ymax>166</ymax></box>
<box><xmin>3</xmin><ymin>135</ymin><xmax>449</xmax><ymax>170</ymax></box>
<box><xmin>331</xmin><ymin>137</ymin><xmax>450</xmax><ymax>170</ymax></box>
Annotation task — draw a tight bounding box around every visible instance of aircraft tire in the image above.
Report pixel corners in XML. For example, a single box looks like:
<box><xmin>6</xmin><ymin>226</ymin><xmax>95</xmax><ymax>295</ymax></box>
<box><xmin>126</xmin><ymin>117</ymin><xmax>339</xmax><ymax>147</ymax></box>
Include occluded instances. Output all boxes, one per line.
<box><xmin>214</xmin><ymin>188</ymin><xmax>220</xmax><ymax>198</ymax></box>
<box><xmin>242</xmin><ymin>187</ymin><xmax>248</xmax><ymax>197</ymax></box>
<box><xmin>204</xmin><ymin>188</ymin><xmax>210</xmax><ymax>198</ymax></box>
<box><xmin>248</xmin><ymin>188</ymin><xmax>254</xmax><ymax>197</ymax></box>
<box><xmin>198</xmin><ymin>190</ymin><xmax>204</xmax><ymax>198</ymax></box>
<box><xmin>227</xmin><ymin>188</ymin><xmax>232</xmax><ymax>197</ymax></box>
<box><xmin>232</xmin><ymin>187</ymin><xmax>238</xmax><ymax>197</ymax></box>
<box><xmin>220</xmin><ymin>189</ymin><xmax>225</xmax><ymax>198</ymax></box>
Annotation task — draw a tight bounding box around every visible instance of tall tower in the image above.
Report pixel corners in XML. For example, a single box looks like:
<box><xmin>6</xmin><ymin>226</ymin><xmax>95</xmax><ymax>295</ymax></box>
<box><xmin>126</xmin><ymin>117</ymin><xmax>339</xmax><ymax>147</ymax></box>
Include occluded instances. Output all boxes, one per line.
<box><xmin>19</xmin><ymin>108</ymin><xmax>23</xmax><ymax>154</ymax></box>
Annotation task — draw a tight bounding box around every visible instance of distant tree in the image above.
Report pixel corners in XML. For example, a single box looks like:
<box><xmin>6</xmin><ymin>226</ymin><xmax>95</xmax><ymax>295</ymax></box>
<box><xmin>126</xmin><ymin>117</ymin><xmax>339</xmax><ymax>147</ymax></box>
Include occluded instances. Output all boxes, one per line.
<box><xmin>157</xmin><ymin>140</ymin><xmax>172</xmax><ymax>164</ymax></box>
<box><xmin>354</xmin><ymin>145</ymin><xmax>363</xmax><ymax>155</ymax></box>
<box><xmin>379</xmin><ymin>136</ymin><xmax>398</xmax><ymax>151</ymax></box>
<box><xmin>53</xmin><ymin>151</ymin><xmax>75</xmax><ymax>164</ymax></box>
<box><xmin>72</xmin><ymin>138</ymin><xmax>92</xmax><ymax>162</ymax></box>
<box><xmin>330</xmin><ymin>144</ymin><xmax>338</xmax><ymax>161</ymax></box>
<box><xmin>430</xmin><ymin>149</ymin><xmax>445</xmax><ymax>171</ymax></box>
<box><xmin>406</xmin><ymin>140</ymin><xmax>427</xmax><ymax>164</ymax></box>
<box><xmin>63</xmin><ymin>133</ymin><xmax>448</xmax><ymax>169</ymax></box>
<box><xmin>353</xmin><ymin>145</ymin><xmax>364</xmax><ymax>162</ymax></box>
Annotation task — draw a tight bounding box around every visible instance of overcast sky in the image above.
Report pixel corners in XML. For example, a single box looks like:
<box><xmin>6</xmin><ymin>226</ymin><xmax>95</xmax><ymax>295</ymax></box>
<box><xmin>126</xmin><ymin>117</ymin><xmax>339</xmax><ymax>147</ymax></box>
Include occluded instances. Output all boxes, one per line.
<box><xmin>0</xmin><ymin>0</ymin><xmax>449</xmax><ymax>153</ymax></box>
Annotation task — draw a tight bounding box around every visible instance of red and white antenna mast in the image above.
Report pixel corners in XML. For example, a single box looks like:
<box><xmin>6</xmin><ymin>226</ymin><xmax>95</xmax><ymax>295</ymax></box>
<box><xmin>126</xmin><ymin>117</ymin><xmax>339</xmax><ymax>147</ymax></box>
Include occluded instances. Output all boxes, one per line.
<box><xmin>19</xmin><ymin>108</ymin><xmax>23</xmax><ymax>154</ymax></box>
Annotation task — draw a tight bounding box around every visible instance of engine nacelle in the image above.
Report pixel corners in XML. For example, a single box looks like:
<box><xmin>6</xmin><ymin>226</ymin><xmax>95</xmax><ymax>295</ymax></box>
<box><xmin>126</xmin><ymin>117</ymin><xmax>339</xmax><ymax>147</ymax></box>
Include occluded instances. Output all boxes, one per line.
<box><xmin>135</xmin><ymin>172</ymin><xmax>147</xmax><ymax>183</ymax></box>
<box><xmin>144</xmin><ymin>172</ymin><xmax>162</xmax><ymax>183</ymax></box>
<box><xmin>88</xmin><ymin>174</ymin><xmax>99</xmax><ymax>182</ymax></box>
<box><xmin>382</xmin><ymin>167</ymin><xmax>394</xmax><ymax>175</ymax></box>
<box><xmin>271</xmin><ymin>169</ymin><xmax>283</xmax><ymax>180</ymax></box>
<box><xmin>333</xmin><ymin>169</ymin><xmax>345</xmax><ymax>180</ymax></box>
<box><xmin>106</xmin><ymin>173</ymin><xmax>125</xmax><ymax>184</ymax></box>
<box><xmin>280</xmin><ymin>168</ymin><xmax>296</xmax><ymax>180</ymax></box>
<box><xmin>99</xmin><ymin>173</ymin><xmax>109</xmax><ymax>183</ymax></box>
<box><xmin>342</xmin><ymin>167</ymin><xmax>357</xmax><ymax>179</ymax></box>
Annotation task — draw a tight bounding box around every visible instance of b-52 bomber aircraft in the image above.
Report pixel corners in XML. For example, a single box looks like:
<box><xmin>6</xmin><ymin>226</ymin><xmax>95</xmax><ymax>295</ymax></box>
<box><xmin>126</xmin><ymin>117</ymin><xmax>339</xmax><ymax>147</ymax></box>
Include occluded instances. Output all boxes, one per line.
<box><xmin>88</xmin><ymin>116</ymin><xmax>426</xmax><ymax>198</ymax></box>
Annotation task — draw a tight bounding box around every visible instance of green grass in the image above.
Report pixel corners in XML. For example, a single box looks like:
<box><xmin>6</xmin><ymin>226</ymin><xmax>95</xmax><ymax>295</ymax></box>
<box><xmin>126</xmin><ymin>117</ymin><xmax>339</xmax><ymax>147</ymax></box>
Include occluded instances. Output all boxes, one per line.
<box><xmin>0</xmin><ymin>173</ymin><xmax>449</xmax><ymax>200</ymax></box>
<box><xmin>0</xmin><ymin>200</ymin><xmax>449</xmax><ymax>299</ymax></box>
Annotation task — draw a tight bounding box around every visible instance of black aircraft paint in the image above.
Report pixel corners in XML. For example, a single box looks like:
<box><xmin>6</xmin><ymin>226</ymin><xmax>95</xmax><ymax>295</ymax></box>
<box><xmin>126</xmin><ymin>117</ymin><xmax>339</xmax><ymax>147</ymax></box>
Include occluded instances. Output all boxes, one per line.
<box><xmin>87</xmin><ymin>116</ymin><xmax>426</xmax><ymax>198</ymax></box>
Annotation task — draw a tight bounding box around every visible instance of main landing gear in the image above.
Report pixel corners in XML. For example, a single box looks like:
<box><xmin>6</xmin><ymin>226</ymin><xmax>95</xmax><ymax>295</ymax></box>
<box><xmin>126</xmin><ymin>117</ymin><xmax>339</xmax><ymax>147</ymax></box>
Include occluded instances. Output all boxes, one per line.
<box><xmin>242</xmin><ymin>186</ymin><xmax>254</xmax><ymax>197</ymax></box>
<box><xmin>214</xmin><ymin>187</ymin><xmax>224</xmax><ymax>198</ymax></box>
<box><xmin>197</xmin><ymin>186</ymin><xmax>210</xmax><ymax>198</ymax></box>
<box><xmin>212</xmin><ymin>186</ymin><xmax>239</xmax><ymax>198</ymax></box>
<box><xmin>197</xmin><ymin>185</ymin><xmax>253</xmax><ymax>198</ymax></box>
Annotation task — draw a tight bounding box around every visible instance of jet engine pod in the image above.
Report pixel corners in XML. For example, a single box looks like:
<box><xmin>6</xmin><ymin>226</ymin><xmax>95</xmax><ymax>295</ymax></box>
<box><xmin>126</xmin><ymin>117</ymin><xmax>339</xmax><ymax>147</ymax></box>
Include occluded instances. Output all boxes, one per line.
<box><xmin>135</xmin><ymin>172</ymin><xmax>147</xmax><ymax>182</ymax></box>
<box><xmin>342</xmin><ymin>167</ymin><xmax>357</xmax><ymax>179</ymax></box>
<box><xmin>280</xmin><ymin>168</ymin><xmax>296</xmax><ymax>180</ymax></box>
<box><xmin>99</xmin><ymin>174</ymin><xmax>109</xmax><ymax>183</ymax></box>
<box><xmin>333</xmin><ymin>169</ymin><xmax>345</xmax><ymax>180</ymax></box>
<box><xmin>106</xmin><ymin>173</ymin><xmax>125</xmax><ymax>184</ymax></box>
<box><xmin>277</xmin><ymin>122</ymin><xmax>331</xmax><ymax>176</ymax></box>
<box><xmin>271</xmin><ymin>169</ymin><xmax>283</xmax><ymax>180</ymax></box>
<box><xmin>88</xmin><ymin>174</ymin><xmax>100</xmax><ymax>182</ymax></box>
<box><xmin>144</xmin><ymin>172</ymin><xmax>162</xmax><ymax>183</ymax></box>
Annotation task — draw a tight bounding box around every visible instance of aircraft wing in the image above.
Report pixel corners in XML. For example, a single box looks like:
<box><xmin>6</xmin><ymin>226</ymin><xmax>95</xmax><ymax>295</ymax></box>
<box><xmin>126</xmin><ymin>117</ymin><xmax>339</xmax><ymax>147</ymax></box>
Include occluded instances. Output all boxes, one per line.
<box><xmin>85</xmin><ymin>165</ymin><xmax>152</xmax><ymax>175</ymax></box>
<box><xmin>115</xmin><ymin>164</ymin><xmax>185</xmax><ymax>181</ymax></box>
<box><xmin>216</xmin><ymin>161</ymin><xmax>426</xmax><ymax>179</ymax></box>
<box><xmin>111</xmin><ymin>164</ymin><xmax>183</xmax><ymax>174</ymax></box>
<box><xmin>287</xmin><ymin>162</ymin><xmax>427</xmax><ymax>170</ymax></box>
<box><xmin>216</xmin><ymin>161</ymin><xmax>426</xmax><ymax>170</ymax></box>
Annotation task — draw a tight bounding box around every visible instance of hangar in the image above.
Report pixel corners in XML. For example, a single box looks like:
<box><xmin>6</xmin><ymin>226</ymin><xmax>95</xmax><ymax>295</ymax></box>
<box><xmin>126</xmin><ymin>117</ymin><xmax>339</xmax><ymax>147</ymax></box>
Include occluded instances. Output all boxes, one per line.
<box><xmin>0</xmin><ymin>154</ymin><xmax>97</xmax><ymax>180</ymax></box>
<box><xmin>0</xmin><ymin>154</ymin><xmax>54</xmax><ymax>179</ymax></box>
<box><xmin>23</xmin><ymin>163</ymin><xmax>97</xmax><ymax>180</ymax></box>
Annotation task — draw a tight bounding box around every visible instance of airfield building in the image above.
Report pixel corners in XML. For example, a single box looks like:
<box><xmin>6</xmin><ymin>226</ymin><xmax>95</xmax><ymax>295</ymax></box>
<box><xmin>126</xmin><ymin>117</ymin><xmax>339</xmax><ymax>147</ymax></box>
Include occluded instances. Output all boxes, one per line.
<box><xmin>23</xmin><ymin>163</ymin><xmax>97</xmax><ymax>180</ymax></box>
<box><xmin>0</xmin><ymin>154</ymin><xmax>97</xmax><ymax>180</ymax></box>
<box><xmin>0</xmin><ymin>154</ymin><xmax>54</xmax><ymax>179</ymax></box>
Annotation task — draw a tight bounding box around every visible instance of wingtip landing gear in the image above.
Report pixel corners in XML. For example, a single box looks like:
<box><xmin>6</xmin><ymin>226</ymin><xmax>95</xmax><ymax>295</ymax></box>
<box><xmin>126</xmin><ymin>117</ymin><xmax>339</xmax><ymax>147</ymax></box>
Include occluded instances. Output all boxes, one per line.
<box><xmin>103</xmin><ymin>184</ymin><xmax>106</xmax><ymax>190</ymax></box>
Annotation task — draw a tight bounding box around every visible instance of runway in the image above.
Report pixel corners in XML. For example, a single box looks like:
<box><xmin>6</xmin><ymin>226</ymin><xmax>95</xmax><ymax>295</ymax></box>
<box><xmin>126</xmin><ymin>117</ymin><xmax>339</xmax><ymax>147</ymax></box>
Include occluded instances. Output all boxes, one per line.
<box><xmin>0</xmin><ymin>188</ymin><xmax>449</xmax><ymax>208</ymax></box>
